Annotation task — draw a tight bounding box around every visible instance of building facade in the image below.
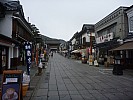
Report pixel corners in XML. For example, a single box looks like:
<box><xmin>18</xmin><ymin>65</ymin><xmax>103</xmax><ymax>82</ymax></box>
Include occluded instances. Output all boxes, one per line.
<box><xmin>0</xmin><ymin>1</ymin><xmax>33</xmax><ymax>73</ymax></box>
<box><xmin>95</xmin><ymin>6</ymin><xmax>128</xmax><ymax>64</ymax></box>
<box><xmin>111</xmin><ymin>5</ymin><xmax>133</xmax><ymax>69</ymax></box>
<box><xmin>68</xmin><ymin>24</ymin><xmax>95</xmax><ymax>60</ymax></box>
<box><xmin>123</xmin><ymin>5</ymin><xmax>133</xmax><ymax>69</ymax></box>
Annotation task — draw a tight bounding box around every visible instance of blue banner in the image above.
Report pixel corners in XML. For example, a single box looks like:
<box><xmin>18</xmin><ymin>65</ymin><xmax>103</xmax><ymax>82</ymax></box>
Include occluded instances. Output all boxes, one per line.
<box><xmin>24</xmin><ymin>42</ymin><xmax>32</xmax><ymax>75</ymax></box>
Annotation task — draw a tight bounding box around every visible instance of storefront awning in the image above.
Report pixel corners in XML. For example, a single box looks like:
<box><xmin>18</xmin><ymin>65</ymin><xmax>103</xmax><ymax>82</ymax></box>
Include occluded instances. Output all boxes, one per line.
<box><xmin>62</xmin><ymin>50</ymin><xmax>68</xmax><ymax>53</ymax></box>
<box><xmin>71</xmin><ymin>49</ymin><xmax>80</xmax><ymax>53</ymax></box>
<box><xmin>80</xmin><ymin>49</ymin><xmax>86</xmax><ymax>53</ymax></box>
<box><xmin>110</xmin><ymin>41</ymin><xmax>133</xmax><ymax>51</ymax></box>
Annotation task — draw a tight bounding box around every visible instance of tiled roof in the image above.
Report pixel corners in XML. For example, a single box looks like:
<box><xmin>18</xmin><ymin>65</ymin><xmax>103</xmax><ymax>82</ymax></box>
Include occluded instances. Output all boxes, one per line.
<box><xmin>2</xmin><ymin>1</ymin><xmax>20</xmax><ymax>11</ymax></box>
<box><xmin>82</xmin><ymin>24</ymin><xmax>94</xmax><ymax>31</ymax></box>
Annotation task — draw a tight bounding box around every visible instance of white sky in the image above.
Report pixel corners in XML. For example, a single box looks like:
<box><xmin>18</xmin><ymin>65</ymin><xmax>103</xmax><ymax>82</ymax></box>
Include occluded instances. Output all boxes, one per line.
<box><xmin>19</xmin><ymin>0</ymin><xmax>133</xmax><ymax>41</ymax></box>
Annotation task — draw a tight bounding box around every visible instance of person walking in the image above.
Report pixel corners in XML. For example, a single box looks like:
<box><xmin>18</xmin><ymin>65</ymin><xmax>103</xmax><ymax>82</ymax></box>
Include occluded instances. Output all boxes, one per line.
<box><xmin>51</xmin><ymin>52</ymin><xmax>53</xmax><ymax>57</ymax></box>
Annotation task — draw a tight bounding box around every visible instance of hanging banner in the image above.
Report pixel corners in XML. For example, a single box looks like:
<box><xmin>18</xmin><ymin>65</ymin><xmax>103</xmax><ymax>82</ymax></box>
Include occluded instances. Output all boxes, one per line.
<box><xmin>24</xmin><ymin>42</ymin><xmax>32</xmax><ymax>75</ymax></box>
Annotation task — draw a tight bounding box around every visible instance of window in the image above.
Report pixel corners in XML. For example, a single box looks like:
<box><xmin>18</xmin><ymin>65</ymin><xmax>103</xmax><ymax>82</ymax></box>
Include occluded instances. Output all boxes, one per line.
<box><xmin>129</xmin><ymin>16</ymin><xmax>133</xmax><ymax>32</ymax></box>
<box><xmin>2</xmin><ymin>48</ymin><xmax>7</xmax><ymax>67</ymax></box>
<box><xmin>83</xmin><ymin>37</ymin><xmax>86</xmax><ymax>45</ymax></box>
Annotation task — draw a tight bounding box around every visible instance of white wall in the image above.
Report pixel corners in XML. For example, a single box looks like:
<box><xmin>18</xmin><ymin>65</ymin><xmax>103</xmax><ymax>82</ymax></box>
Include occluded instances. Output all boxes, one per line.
<box><xmin>71</xmin><ymin>38</ymin><xmax>76</xmax><ymax>45</ymax></box>
<box><xmin>0</xmin><ymin>13</ymin><xmax>12</xmax><ymax>38</ymax></box>
<box><xmin>82</xmin><ymin>32</ymin><xmax>90</xmax><ymax>42</ymax></box>
<box><xmin>82</xmin><ymin>32</ymin><xmax>95</xmax><ymax>43</ymax></box>
<box><xmin>8</xmin><ymin>46</ymin><xmax>13</xmax><ymax>68</ymax></box>
<box><xmin>13</xmin><ymin>47</ymin><xmax>19</xmax><ymax>57</ymax></box>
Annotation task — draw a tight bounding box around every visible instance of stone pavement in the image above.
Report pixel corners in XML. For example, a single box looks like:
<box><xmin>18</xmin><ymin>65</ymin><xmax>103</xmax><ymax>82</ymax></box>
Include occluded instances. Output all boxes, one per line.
<box><xmin>24</xmin><ymin>53</ymin><xmax>133</xmax><ymax>100</ymax></box>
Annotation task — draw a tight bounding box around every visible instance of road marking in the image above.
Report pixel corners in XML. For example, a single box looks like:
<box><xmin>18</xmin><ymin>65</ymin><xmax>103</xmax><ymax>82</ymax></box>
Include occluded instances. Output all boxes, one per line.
<box><xmin>99</xmin><ymin>70</ymin><xmax>107</xmax><ymax>74</ymax></box>
<box><xmin>100</xmin><ymin>69</ymin><xmax>113</xmax><ymax>71</ymax></box>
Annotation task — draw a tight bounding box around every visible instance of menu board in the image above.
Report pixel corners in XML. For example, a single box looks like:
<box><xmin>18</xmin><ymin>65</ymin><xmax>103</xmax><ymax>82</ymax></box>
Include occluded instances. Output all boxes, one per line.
<box><xmin>1</xmin><ymin>70</ymin><xmax>23</xmax><ymax>100</ymax></box>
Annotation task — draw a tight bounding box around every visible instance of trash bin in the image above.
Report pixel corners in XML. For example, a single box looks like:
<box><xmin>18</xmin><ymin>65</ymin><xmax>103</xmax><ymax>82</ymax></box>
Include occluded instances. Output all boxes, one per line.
<box><xmin>112</xmin><ymin>56</ymin><xmax>123</xmax><ymax>75</ymax></box>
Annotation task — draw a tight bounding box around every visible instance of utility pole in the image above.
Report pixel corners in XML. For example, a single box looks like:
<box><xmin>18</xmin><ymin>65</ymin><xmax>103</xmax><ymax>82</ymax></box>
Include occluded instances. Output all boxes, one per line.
<box><xmin>89</xmin><ymin>32</ymin><xmax>93</xmax><ymax>65</ymax></box>
<box><xmin>90</xmin><ymin>32</ymin><xmax>92</xmax><ymax>55</ymax></box>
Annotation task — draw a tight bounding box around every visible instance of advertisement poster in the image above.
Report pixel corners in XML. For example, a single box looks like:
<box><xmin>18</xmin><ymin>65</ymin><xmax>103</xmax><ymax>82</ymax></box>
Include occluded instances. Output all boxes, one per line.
<box><xmin>2</xmin><ymin>84</ymin><xmax>19</xmax><ymax>100</ymax></box>
<box><xmin>1</xmin><ymin>70</ymin><xmax>23</xmax><ymax>100</ymax></box>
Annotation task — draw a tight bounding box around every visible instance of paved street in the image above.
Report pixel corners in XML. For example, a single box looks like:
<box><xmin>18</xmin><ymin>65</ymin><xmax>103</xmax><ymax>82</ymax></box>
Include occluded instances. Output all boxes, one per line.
<box><xmin>25</xmin><ymin>53</ymin><xmax>133</xmax><ymax>100</ymax></box>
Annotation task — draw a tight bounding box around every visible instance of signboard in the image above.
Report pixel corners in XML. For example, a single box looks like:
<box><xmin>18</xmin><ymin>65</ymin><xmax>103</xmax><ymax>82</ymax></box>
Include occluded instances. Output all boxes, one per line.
<box><xmin>1</xmin><ymin>70</ymin><xmax>23</xmax><ymax>100</ymax></box>
<box><xmin>96</xmin><ymin>33</ymin><xmax>113</xmax><ymax>44</ymax></box>
<box><xmin>24</xmin><ymin>42</ymin><xmax>32</xmax><ymax>75</ymax></box>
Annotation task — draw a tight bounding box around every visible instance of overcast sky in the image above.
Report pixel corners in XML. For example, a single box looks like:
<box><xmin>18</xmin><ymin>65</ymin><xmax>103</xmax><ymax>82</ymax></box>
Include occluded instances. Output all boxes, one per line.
<box><xmin>19</xmin><ymin>0</ymin><xmax>133</xmax><ymax>41</ymax></box>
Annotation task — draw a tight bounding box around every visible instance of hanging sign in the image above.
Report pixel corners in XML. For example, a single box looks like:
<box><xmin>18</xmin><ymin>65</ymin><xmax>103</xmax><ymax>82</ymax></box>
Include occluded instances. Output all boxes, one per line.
<box><xmin>24</xmin><ymin>42</ymin><xmax>32</xmax><ymax>75</ymax></box>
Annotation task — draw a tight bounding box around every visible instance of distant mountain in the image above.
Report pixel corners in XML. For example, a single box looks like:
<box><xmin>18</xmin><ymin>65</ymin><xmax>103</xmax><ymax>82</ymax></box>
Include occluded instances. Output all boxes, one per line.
<box><xmin>41</xmin><ymin>34</ymin><xmax>66</xmax><ymax>44</ymax></box>
<box><xmin>41</xmin><ymin>35</ymin><xmax>52</xmax><ymax>40</ymax></box>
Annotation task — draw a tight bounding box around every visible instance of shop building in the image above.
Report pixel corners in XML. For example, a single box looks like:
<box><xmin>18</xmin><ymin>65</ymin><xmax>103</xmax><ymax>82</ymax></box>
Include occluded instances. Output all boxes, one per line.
<box><xmin>95</xmin><ymin>6</ymin><xmax>129</xmax><ymax>65</ymax></box>
<box><xmin>78</xmin><ymin>24</ymin><xmax>95</xmax><ymax>60</ymax></box>
<box><xmin>111</xmin><ymin>5</ymin><xmax>133</xmax><ymax>69</ymax></box>
<box><xmin>124</xmin><ymin>5</ymin><xmax>133</xmax><ymax>69</ymax></box>
<box><xmin>0</xmin><ymin>34</ymin><xmax>17</xmax><ymax>74</ymax></box>
<box><xmin>0</xmin><ymin>1</ymin><xmax>33</xmax><ymax>73</ymax></box>
<box><xmin>69</xmin><ymin>32</ymin><xmax>77</xmax><ymax>52</ymax></box>
<box><xmin>69</xmin><ymin>24</ymin><xmax>95</xmax><ymax>60</ymax></box>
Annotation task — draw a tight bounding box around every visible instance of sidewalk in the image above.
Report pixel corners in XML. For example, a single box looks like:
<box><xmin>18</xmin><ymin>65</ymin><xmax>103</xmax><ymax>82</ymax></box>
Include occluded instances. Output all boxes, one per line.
<box><xmin>73</xmin><ymin>59</ymin><xmax>133</xmax><ymax>79</ymax></box>
<box><xmin>23</xmin><ymin>69</ymin><xmax>44</xmax><ymax>100</ymax></box>
<box><xmin>22</xmin><ymin>61</ymin><xmax>49</xmax><ymax>100</ymax></box>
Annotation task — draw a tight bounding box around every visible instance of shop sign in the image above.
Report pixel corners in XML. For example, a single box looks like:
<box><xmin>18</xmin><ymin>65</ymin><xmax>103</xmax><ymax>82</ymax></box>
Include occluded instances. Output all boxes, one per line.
<box><xmin>96</xmin><ymin>33</ymin><xmax>113</xmax><ymax>44</ymax></box>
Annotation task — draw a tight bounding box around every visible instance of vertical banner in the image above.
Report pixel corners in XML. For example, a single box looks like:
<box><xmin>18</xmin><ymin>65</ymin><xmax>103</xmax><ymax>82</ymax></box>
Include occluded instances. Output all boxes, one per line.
<box><xmin>24</xmin><ymin>42</ymin><xmax>32</xmax><ymax>75</ymax></box>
